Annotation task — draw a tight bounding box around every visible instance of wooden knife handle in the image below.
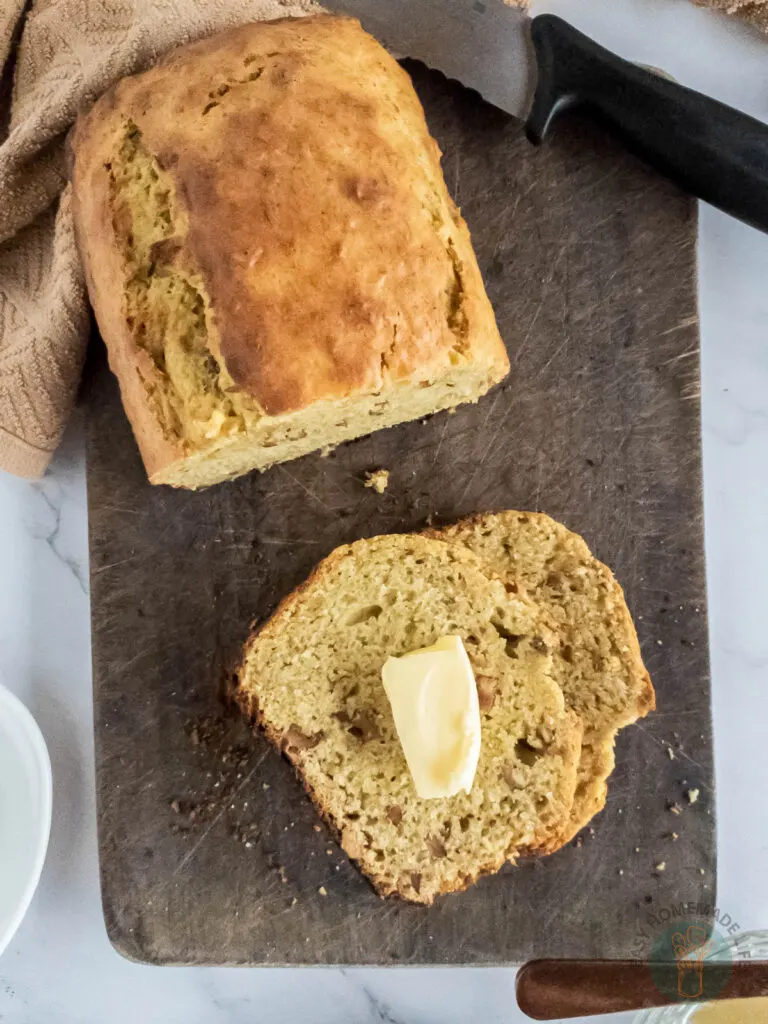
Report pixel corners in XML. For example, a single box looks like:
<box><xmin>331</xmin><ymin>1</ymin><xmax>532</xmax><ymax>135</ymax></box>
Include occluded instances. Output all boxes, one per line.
<box><xmin>516</xmin><ymin>959</ymin><xmax>768</xmax><ymax>1019</ymax></box>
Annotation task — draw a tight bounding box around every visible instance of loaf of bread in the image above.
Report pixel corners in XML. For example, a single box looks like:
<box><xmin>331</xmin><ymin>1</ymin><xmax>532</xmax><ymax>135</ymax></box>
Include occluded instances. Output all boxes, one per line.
<box><xmin>430</xmin><ymin>511</ymin><xmax>654</xmax><ymax>846</ymax></box>
<box><xmin>237</xmin><ymin>533</ymin><xmax>583</xmax><ymax>904</ymax></box>
<box><xmin>70</xmin><ymin>15</ymin><xmax>509</xmax><ymax>489</ymax></box>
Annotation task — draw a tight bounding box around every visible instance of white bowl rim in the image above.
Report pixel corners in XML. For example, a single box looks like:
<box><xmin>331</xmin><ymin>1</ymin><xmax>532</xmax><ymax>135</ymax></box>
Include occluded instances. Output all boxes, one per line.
<box><xmin>0</xmin><ymin>681</ymin><xmax>53</xmax><ymax>959</ymax></box>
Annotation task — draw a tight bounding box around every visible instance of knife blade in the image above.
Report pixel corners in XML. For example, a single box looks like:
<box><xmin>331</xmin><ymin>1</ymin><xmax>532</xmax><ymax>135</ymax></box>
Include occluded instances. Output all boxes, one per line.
<box><xmin>323</xmin><ymin>0</ymin><xmax>768</xmax><ymax>235</ymax></box>
<box><xmin>324</xmin><ymin>0</ymin><xmax>536</xmax><ymax>122</ymax></box>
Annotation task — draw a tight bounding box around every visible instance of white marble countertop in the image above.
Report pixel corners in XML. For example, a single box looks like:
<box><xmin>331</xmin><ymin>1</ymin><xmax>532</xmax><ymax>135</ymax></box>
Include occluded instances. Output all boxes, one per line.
<box><xmin>2</xmin><ymin>3</ymin><xmax>768</xmax><ymax>1022</ymax></box>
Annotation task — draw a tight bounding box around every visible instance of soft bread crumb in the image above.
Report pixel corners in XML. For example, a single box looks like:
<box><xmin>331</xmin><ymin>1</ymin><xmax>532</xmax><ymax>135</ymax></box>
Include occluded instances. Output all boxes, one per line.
<box><xmin>687</xmin><ymin>788</ymin><xmax>700</xmax><ymax>804</ymax></box>
<box><xmin>74</xmin><ymin>18</ymin><xmax>509</xmax><ymax>491</ymax></box>
<box><xmin>364</xmin><ymin>469</ymin><xmax>390</xmax><ymax>494</ymax></box>
<box><xmin>237</xmin><ymin>533</ymin><xmax>582</xmax><ymax>903</ymax></box>
<box><xmin>429</xmin><ymin>510</ymin><xmax>654</xmax><ymax>849</ymax></box>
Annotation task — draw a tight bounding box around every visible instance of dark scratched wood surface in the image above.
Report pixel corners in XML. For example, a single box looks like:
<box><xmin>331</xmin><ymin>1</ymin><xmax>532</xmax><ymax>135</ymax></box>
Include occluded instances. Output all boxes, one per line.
<box><xmin>86</xmin><ymin>63</ymin><xmax>714</xmax><ymax>965</ymax></box>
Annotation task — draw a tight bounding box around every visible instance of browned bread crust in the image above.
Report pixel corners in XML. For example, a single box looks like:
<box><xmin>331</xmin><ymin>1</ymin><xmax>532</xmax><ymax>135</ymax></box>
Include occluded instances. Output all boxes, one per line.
<box><xmin>70</xmin><ymin>15</ymin><xmax>509</xmax><ymax>487</ymax></box>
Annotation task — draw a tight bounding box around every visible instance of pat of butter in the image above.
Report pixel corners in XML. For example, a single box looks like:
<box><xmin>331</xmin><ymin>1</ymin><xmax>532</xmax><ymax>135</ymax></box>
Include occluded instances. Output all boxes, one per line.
<box><xmin>381</xmin><ymin>635</ymin><xmax>481</xmax><ymax>799</ymax></box>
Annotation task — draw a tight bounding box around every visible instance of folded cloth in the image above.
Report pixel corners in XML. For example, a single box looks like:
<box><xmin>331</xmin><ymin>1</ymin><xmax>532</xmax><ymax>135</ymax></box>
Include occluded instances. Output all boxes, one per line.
<box><xmin>0</xmin><ymin>0</ymin><xmax>318</xmax><ymax>479</ymax></box>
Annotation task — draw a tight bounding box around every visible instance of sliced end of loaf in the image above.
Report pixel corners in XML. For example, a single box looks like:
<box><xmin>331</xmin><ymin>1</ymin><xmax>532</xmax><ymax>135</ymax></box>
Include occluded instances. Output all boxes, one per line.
<box><xmin>151</xmin><ymin>363</ymin><xmax>502</xmax><ymax>488</ymax></box>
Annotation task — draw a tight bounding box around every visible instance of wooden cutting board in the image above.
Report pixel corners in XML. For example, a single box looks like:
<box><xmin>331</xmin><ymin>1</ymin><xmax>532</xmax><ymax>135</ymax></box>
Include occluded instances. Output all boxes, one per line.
<box><xmin>85</xmin><ymin>63</ymin><xmax>714</xmax><ymax>966</ymax></box>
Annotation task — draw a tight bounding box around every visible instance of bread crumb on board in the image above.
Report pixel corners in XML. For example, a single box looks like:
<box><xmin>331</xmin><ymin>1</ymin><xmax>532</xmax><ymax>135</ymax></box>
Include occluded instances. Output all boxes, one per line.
<box><xmin>171</xmin><ymin>716</ymin><xmax>265</xmax><ymax>848</ymax></box>
<box><xmin>318</xmin><ymin>886</ymin><xmax>327</xmax><ymax>896</ymax></box>
<box><xmin>364</xmin><ymin>468</ymin><xmax>390</xmax><ymax>493</ymax></box>
<box><xmin>687</xmin><ymin>788</ymin><xmax>700</xmax><ymax>804</ymax></box>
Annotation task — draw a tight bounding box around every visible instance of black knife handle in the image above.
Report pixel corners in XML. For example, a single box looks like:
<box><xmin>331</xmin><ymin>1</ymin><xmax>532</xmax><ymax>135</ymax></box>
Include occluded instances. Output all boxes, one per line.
<box><xmin>526</xmin><ymin>14</ymin><xmax>768</xmax><ymax>234</ymax></box>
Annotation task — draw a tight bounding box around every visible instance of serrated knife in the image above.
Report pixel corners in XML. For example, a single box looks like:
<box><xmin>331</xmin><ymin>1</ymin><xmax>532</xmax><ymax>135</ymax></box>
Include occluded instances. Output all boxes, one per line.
<box><xmin>325</xmin><ymin>0</ymin><xmax>768</xmax><ymax>235</ymax></box>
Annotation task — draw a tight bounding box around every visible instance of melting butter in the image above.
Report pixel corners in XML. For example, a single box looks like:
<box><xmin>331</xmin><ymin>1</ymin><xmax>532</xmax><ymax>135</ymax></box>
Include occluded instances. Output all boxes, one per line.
<box><xmin>382</xmin><ymin>635</ymin><xmax>481</xmax><ymax>799</ymax></box>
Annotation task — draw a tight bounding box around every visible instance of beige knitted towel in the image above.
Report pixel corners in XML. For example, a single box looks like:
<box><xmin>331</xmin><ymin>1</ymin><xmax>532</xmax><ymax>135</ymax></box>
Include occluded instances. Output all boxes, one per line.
<box><xmin>0</xmin><ymin>0</ymin><xmax>319</xmax><ymax>479</ymax></box>
<box><xmin>0</xmin><ymin>0</ymin><xmax>765</xmax><ymax>479</ymax></box>
<box><xmin>694</xmin><ymin>0</ymin><xmax>768</xmax><ymax>31</ymax></box>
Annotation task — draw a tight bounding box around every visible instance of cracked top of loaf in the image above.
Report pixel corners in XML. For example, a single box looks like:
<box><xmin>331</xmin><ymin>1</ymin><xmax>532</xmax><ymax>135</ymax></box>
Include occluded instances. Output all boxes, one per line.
<box><xmin>70</xmin><ymin>15</ymin><xmax>508</xmax><ymax>486</ymax></box>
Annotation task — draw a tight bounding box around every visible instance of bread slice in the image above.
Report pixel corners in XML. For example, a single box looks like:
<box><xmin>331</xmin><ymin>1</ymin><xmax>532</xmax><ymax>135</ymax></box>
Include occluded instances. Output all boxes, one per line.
<box><xmin>237</xmin><ymin>533</ymin><xmax>582</xmax><ymax>903</ymax></box>
<box><xmin>429</xmin><ymin>511</ymin><xmax>654</xmax><ymax>846</ymax></box>
<box><xmin>70</xmin><ymin>15</ymin><xmax>509</xmax><ymax>489</ymax></box>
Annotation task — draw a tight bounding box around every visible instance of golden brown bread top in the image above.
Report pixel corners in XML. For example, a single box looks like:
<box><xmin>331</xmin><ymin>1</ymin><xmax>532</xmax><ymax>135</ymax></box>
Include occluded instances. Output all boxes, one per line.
<box><xmin>71</xmin><ymin>15</ymin><xmax>506</xmax><ymax>419</ymax></box>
